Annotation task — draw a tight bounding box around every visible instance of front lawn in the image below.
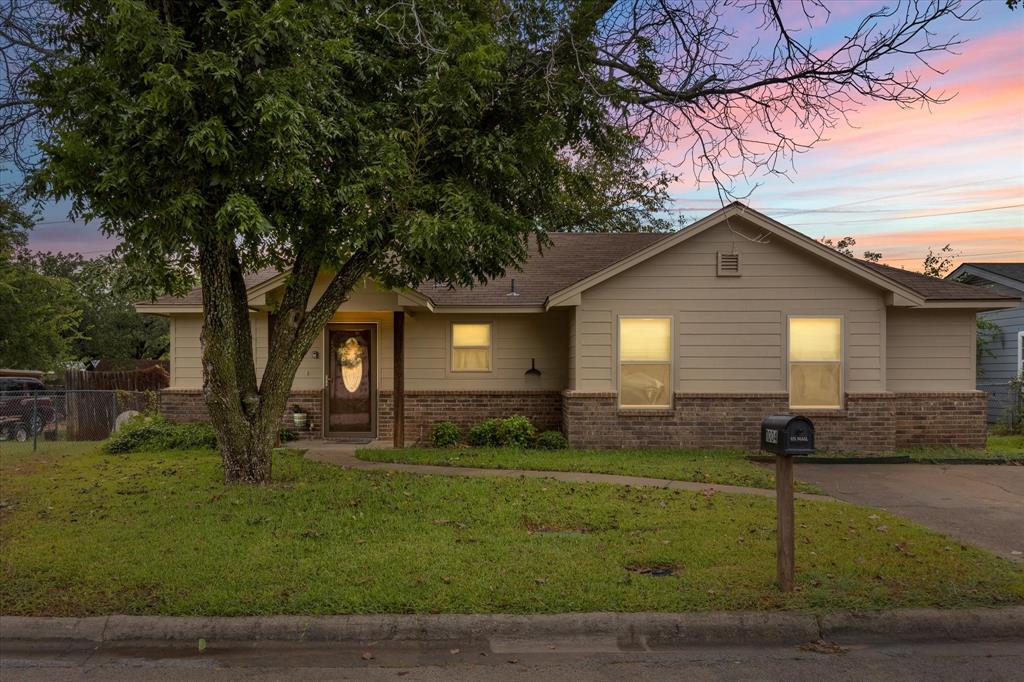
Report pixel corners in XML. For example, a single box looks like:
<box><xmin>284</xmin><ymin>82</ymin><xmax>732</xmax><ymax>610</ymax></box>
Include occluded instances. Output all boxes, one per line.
<box><xmin>899</xmin><ymin>434</ymin><xmax>1023</xmax><ymax>462</ymax></box>
<box><xmin>2</xmin><ymin>447</ymin><xmax>1021</xmax><ymax>616</ymax></box>
<box><xmin>357</xmin><ymin>447</ymin><xmax>824</xmax><ymax>493</ymax></box>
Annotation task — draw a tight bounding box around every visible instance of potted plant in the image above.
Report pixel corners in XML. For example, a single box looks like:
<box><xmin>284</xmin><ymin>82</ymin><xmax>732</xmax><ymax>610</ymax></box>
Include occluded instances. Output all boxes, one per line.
<box><xmin>291</xmin><ymin>404</ymin><xmax>308</xmax><ymax>430</ymax></box>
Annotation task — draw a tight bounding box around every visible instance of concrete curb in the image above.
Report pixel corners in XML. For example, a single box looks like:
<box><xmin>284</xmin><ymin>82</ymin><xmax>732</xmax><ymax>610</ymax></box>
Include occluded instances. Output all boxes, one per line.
<box><xmin>3</xmin><ymin>608</ymin><xmax>1022</xmax><ymax>646</ymax></box>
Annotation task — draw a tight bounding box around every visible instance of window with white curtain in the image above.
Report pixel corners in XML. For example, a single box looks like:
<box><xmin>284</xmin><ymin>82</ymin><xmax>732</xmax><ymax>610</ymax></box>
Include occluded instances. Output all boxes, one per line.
<box><xmin>619</xmin><ymin>317</ymin><xmax>672</xmax><ymax>408</ymax></box>
<box><xmin>451</xmin><ymin>323</ymin><xmax>492</xmax><ymax>371</ymax></box>
<box><xmin>788</xmin><ymin>317</ymin><xmax>843</xmax><ymax>409</ymax></box>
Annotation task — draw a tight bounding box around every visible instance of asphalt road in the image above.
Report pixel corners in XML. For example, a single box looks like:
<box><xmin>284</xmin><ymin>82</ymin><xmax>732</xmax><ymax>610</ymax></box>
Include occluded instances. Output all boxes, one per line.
<box><xmin>794</xmin><ymin>463</ymin><xmax>1024</xmax><ymax>561</ymax></box>
<box><xmin>3</xmin><ymin>637</ymin><xmax>1024</xmax><ymax>681</ymax></box>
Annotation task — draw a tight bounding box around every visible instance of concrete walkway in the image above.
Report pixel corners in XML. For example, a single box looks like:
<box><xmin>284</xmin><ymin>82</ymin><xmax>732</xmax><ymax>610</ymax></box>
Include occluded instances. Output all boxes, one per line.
<box><xmin>301</xmin><ymin>441</ymin><xmax>836</xmax><ymax>502</ymax></box>
<box><xmin>794</xmin><ymin>463</ymin><xmax>1024</xmax><ymax>562</ymax></box>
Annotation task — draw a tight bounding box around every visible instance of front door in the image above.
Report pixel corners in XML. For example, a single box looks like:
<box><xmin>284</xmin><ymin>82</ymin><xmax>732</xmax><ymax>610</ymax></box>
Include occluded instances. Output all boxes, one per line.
<box><xmin>327</xmin><ymin>326</ymin><xmax>375</xmax><ymax>437</ymax></box>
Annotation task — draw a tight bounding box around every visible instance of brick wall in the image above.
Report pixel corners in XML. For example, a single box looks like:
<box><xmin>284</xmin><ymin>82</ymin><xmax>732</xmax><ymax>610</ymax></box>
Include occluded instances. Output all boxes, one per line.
<box><xmin>158</xmin><ymin>389</ymin><xmax>324</xmax><ymax>440</ymax></box>
<box><xmin>893</xmin><ymin>392</ymin><xmax>987</xmax><ymax>448</ymax></box>
<box><xmin>562</xmin><ymin>391</ymin><xmax>983</xmax><ymax>454</ymax></box>
<box><xmin>379</xmin><ymin>390</ymin><xmax>562</xmax><ymax>443</ymax></box>
<box><xmin>160</xmin><ymin>388</ymin><xmax>986</xmax><ymax>451</ymax></box>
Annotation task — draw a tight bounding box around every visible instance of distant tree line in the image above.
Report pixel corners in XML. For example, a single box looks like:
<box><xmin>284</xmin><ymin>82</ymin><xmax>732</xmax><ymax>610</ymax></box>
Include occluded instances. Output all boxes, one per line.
<box><xmin>0</xmin><ymin>197</ymin><xmax>175</xmax><ymax>372</ymax></box>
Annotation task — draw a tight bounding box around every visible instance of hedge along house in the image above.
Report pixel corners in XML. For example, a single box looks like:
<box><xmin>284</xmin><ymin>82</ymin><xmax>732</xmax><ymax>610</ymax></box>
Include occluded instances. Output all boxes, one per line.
<box><xmin>136</xmin><ymin>204</ymin><xmax>1018</xmax><ymax>453</ymax></box>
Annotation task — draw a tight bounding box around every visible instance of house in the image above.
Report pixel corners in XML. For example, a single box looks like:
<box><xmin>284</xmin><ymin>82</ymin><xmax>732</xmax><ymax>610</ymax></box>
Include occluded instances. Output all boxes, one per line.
<box><xmin>136</xmin><ymin>204</ymin><xmax>1018</xmax><ymax>453</ymax></box>
<box><xmin>946</xmin><ymin>263</ymin><xmax>1024</xmax><ymax>423</ymax></box>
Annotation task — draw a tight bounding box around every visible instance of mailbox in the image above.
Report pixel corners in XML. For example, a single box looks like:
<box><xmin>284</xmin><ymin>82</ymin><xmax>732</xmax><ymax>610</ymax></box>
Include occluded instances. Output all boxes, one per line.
<box><xmin>760</xmin><ymin>415</ymin><xmax>815</xmax><ymax>456</ymax></box>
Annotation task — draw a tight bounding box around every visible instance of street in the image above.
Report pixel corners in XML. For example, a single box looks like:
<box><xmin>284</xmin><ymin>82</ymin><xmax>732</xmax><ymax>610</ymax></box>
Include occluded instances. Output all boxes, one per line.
<box><xmin>3</xmin><ymin>636</ymin><xmax>1023</xmax><ymax>681</ymax></box>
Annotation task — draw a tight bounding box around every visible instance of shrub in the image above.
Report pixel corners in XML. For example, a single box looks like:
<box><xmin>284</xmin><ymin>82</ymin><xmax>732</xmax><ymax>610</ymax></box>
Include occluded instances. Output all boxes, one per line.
<box><xmin>430</xmin><ymin>421</ymin><xmax>461</xmax><ymax>448</ymax></box>
<box><xmin>105</xmin><ymin>415</ymin><xmax>217</xmax><ymax>453</ymax></box>
<box><xmin>497</xmin><ymin>415</ymin><xmax>536</xmax><ymax>448</ymax></box>
<box><xmin>467</xmin><ymin>418</ymin><xmax>503</xmax><ymax>447</ymax></box>
<box><xmin>535</xmin><ymin>430</ymin><xmax>568</xmax><ymax>450</ymax></box>
<box><xmin>278</xmin><ymin>428</ymin><xmax>297</xmax><ymax>443</ymax></box>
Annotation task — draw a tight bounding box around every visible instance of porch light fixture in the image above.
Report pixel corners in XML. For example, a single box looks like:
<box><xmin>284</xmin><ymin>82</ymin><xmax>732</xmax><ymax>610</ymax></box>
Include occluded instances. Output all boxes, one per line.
<box><xmin>525</xmin><ymin>358</ymin><xmax>541</xmax><ymax>377</ymax></box>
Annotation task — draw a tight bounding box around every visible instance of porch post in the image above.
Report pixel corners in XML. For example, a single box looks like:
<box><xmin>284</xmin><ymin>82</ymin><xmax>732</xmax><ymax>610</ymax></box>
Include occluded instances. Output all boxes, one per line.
<box><xmin>393</xmin><ymin>310</ymin><xmax>405</xmax><ymax>447</ymax></box>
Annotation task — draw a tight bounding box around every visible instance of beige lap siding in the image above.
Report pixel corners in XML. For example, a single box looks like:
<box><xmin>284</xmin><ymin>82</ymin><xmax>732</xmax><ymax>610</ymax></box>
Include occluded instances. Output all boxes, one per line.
<box><xmin>401</xmin><ymin>311</ymin><xmax>570</xmax><ymax>391</ymax></box>
<box><xmin>572</xmin><ymin>218</ymin><xmax>886</xmax><ymax>396</ymax></box>
<box><xmin>886</xmin><ymin>308</ymin><xmax>977</xmax><ymax>391</ymax></box>
<box><xmin>168</xmin><ymin>312</ymin><xmax>269</xmax><ymax>390</ymax></box>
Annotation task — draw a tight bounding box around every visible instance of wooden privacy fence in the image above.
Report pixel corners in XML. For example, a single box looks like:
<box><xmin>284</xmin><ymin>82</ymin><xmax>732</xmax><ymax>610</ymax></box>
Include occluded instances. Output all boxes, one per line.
<box><xmin>65</xmin><ymin>365</ymin><xmax>169</xmax><ymax>392</ymax></box>
<box><xmin>62</xmin><ymin>367</ymin><xmax>169</xmax><ymax>440</ymax></box>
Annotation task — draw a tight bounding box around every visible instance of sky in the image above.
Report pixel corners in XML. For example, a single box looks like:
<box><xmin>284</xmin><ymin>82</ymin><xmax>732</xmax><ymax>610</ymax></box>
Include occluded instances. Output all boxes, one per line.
<box><xmin>17</xmin><ymin>1</ymin><xmax>1024</xmax><ymax>272</ymax></box>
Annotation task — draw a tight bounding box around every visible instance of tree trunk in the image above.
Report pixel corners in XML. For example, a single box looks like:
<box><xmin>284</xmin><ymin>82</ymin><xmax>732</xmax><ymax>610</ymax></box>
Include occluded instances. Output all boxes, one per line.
<box><xmin>197</xmin><ymin>237</ymin><xmax>371</xmax><ymax>484</ymax></box>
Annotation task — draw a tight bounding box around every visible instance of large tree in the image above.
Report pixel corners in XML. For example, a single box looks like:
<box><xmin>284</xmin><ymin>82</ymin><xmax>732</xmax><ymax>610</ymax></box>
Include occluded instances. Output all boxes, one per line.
<box><xmin>18</xmin><ymin>0</ymin><xmax>979</xmax><ymax>482</ymax></box>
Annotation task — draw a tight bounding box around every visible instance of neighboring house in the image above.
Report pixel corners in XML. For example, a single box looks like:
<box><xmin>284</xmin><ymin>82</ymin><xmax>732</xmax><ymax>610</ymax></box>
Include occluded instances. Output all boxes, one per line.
<box><xmin>946</xmin><ymin>263</ymin><xmax>1024</xmax><ymax>423</ymax></box>
<box><xmin>137</xmin><ymin>204</ymin><xmax>1017</xmax><ymax>453</ymax></box>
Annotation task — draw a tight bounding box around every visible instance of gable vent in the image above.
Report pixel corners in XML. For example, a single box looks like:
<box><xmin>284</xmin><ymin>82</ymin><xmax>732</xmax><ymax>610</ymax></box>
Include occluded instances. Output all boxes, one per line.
<box><xmin>717</xmin><ymin>251</ymin><xmax>742</xmax><ymax>277</ymax></box>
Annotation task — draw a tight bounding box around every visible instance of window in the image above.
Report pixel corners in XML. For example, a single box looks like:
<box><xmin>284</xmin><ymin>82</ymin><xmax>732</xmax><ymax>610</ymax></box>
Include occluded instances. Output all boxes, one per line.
<box><xmin>788</xmin><ymin>317</ymin><xmax>842</xmax><ymax>409</ymax></box>
<box><xmin>619</xmin><ymin>317</ymin><xmax>672</xmax><ymax>408</ymax></box>
<box><xmin>1018</xmin><ymin>331</ymin><xmax>1023</xmax><ymax>376</ymax></box>
<box><xmin>452</xmin><ymin>323</ymin><xmax>492</xmax><ymax>372</ymax></box>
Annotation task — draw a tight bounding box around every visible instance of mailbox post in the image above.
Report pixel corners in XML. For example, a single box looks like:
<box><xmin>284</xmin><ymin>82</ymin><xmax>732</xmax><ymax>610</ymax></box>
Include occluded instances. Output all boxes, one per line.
<box><xmin>760</xmin><ymin>415</ymin><xmax>815</xmax><ymax>592</ymax></box>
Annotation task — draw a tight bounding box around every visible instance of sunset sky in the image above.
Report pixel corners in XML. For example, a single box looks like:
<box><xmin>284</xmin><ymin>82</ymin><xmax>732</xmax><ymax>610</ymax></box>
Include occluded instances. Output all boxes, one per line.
<box><xmin>19</xmin><ymin>1</ymin><xmax>1024</xmax><ymax>272</ymax></box>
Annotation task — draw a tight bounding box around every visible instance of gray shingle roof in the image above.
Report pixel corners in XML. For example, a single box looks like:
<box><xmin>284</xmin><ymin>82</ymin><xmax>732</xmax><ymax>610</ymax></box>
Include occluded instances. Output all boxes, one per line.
<box><xmin>146</xmin><ymin>232</ymin><xmax>1013</xmax><ymax>308</ymax></box>
<box><xmin>963</xmin><ymin>262</ymin><xmax>1024</xmax><ymax>284</ymax></box>
<box><xmin>858</xmin><ymin>260</ymin><xmax>1018</xmax><ymax>301</ymax></box>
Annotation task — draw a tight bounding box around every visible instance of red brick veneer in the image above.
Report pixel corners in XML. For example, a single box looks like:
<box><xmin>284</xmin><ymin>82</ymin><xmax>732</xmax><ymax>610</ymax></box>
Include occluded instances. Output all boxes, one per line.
<box><xmin>893</xmin><ymin>392</ymin><xmax>987</xmax><ymax>448</ymax></box>
<box><xmin>160</xmin><ymin>389</ymin><xmax>562</xmax><ymax>443</ymax></box>
<box><xmin>158</xmin><ymin>389</ymin><xmax>324</xmax><ymax>440</ymax></box>
<box><xmin>562</xmin><ymin>391</ymin><xmax>985</xmax><ymax>454</ymax></box>
<box><xmin>159</xmin><ymin>388</ymin><xmax>985</xmax><ymax>451</ymax></box>
<box><xmin>378</xmin><ymin>390</ymin><xmax>563</xmax><ymax>443</ymax></box>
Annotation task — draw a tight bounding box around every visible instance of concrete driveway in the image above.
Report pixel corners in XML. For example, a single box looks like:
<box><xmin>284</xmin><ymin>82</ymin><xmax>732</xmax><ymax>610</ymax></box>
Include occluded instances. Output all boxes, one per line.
<box><xmin>794</xmin><ymin>463</ymin><xmax>1024</xmax><ymax>562</ymax></box>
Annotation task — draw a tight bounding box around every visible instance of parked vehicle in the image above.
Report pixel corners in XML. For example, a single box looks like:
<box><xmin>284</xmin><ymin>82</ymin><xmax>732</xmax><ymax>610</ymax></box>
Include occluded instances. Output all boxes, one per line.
<box><xmin>0</xmin><ymin>374</ymin><xmax>57</xmax><ymax>439</ymax></box>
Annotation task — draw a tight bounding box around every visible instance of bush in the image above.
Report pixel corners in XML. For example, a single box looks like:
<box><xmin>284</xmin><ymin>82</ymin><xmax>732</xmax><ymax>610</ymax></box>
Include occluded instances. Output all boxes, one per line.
<box><xmin>278</xmin><ymin>428</ymin><xmax>297</xmax><ymax>443</ymax></box>
<box><xmin>105</xmin><ymin>415</ymin><xmax>217</xmax><ymax>453</ymax></box>
<box><xmin>535</xmin><ymin>430</ymin><xmax>568</xmax><ymax>450</ymax></box>
<box><xmin>497</xmin><ymin>415</ymin><xmax>536</xmax><ymax>448</ymax></box>
<box><xmin>467</xmin><ymin>418</ymin><xmax>503</xmax><ymax>447</ymax></box>
<box><xmin>430</xmin><ymin>421</ymin><xmax>461</xmax><ymax>448</ymax></box>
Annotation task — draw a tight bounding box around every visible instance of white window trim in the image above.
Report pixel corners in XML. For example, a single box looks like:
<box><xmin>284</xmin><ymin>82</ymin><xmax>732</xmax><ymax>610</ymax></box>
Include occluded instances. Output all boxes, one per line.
<box><xmin>787</xmin><ymin>314</ymin><xmax>845</xmax><ymax>411</ymax></box>
<box><xmin>1017</xmin><ymin>330</ymin><xmax>1023</xmax><ymax>376</ymax></box>
<box><xmin>617</xmin><ymin>315</ymin><xmax>674</xmax><ymax>409</ymax></box>
<box><xmin>450</xmin><ymin>322</ymin><xmax>493</xmax><ymax>373</ymax></box>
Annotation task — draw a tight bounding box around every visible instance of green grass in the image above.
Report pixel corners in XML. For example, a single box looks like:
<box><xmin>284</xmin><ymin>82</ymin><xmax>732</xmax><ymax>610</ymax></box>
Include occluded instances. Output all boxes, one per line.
<box><xmin>357</xmin><ymin>447</ymin><xmax>824</xmax><ymax>494</ymax></box>
<box><xmin>808</xmin><ymin>435</ymin><xmax>1024</xmax><ymax>462</ymax></box>
<box><xmin>2</xmin><ymin>447</ymin><xmax>1021</xmax><ymax>616</ymax></box>
<box><xmin>0</xmin><ymin>439</ymin><xmax>100</xmax><ymax>473</ymax></box>
<box><xmin>898</xmin><ymin>434</ymin><xmax>1023</xmax><ymax>462</ymax></box>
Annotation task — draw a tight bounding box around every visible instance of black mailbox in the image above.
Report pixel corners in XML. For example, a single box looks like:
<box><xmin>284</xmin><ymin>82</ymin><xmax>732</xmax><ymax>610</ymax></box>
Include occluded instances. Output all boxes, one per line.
<box><xmin>760</xmin><ymin>415</ymin><xmax>815</xmax><ymax>456</ymax></box>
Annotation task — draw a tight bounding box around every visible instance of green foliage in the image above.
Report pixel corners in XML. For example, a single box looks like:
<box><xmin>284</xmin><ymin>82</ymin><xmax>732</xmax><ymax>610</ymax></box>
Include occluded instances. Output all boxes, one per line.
<box><xmin>31</xmin><ymin>1</ymin><xmax>668</xmax><ymax>295</ymax></box>
<box><xmin>976</xmin><ymin>318</ymin><xmax>1001</xmax><ymax>376</ymax></box>
<box><xmin>467</xmin><ymin>415</ymin><xmax>538</xmax><ymax>448</ymax></box>
<box><xmin>278</xmin><ymin>428</ymin><xmax>297</xmax><ymax>443</ymax></box>
<box><xmin>28</xmin><ymin>251</ymin><xmax>173</xmax><ymax>364</ymax></box>
<box><xmin>496</xmin><ymin>415</ymin><xmax>537</xmax><ymax>448</ymax></box>
<box><xmin>0</xmin><ymin>255</ymin><xmax>82</xmax><ymax>371</ymax></box>
<box><xmin>997</xmin><ymin>375</ymin><xmax>1024</xmax><ymax>435</ymax></box>
<box><xmin>105</xmin><ymin>415</ymin><xmax>216</xmax><ymax>454</ymax></box>
<box><xmin>535</xmin><ymin>430</ymin><xmax>568</xmax><ymax>450</ymax></box>
<box><xmin>467</xmin><ymin>418</ymin><xmax>503</xmax><ymax>447</ymax></box>
<box><xmin>429</xmin><ymin>421</ymin><xmax>461</xmax><ymax>448</ymax></box>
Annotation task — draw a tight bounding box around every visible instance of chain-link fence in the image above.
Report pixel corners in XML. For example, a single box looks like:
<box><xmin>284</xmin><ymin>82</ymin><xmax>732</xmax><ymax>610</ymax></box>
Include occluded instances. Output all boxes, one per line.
<box><xmin>0</xmin><ymin>389</ymin><xmax>157</xmax><ymax>449</ymax></box>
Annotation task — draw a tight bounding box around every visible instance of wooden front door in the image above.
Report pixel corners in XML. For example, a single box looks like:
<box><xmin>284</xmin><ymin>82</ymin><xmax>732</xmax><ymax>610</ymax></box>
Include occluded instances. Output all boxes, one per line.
<box><xmin>327</xmin><ymin>326</ymin><xmax>375</xmax><ymax>436</ymax></box>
